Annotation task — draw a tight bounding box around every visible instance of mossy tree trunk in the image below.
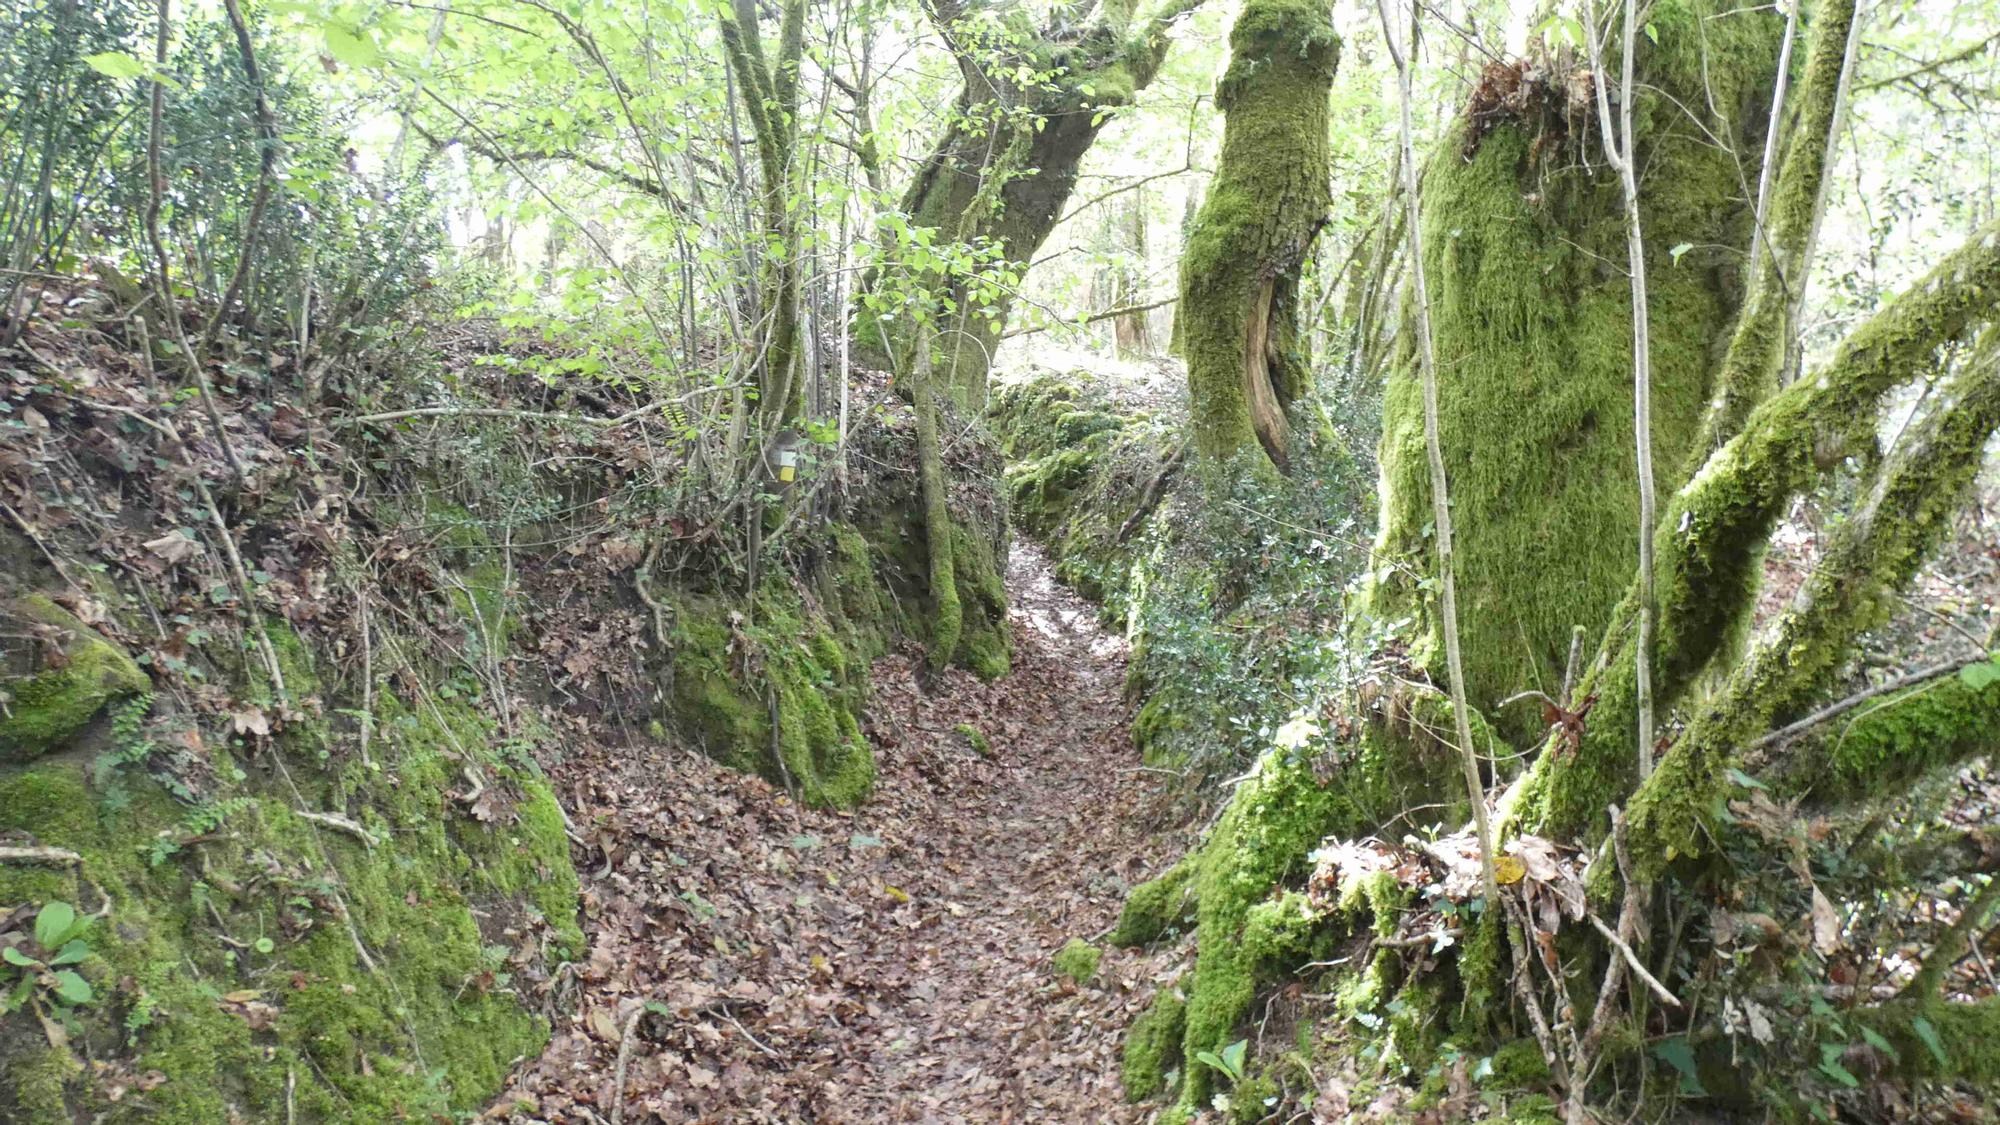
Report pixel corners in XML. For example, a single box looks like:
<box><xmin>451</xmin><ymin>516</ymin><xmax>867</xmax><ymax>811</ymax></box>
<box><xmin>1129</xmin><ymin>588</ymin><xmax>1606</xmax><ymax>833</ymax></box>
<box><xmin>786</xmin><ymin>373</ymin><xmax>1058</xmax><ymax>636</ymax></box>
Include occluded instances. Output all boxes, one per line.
<box><xmin>1177</xmin><ymin>0</ymin><xmax>1338</xmax><ymax>473</ymax></box>
<box><xmin>1118</xmin><ymin>0</ymin><xmax>2000</xmax><ymax>1116</ymax></box>
<box><xmin>1371</xmin><ymin>0</ymin><xmax>1782</xmax><ymax>722</ymax></box>
<box><xmin>911</xmin><ymin>331</ymin><xmax>961</xmax><ymax>673</ymax></box>
<box><xmin>719</xmin><ymin>0</ymin><xmax>808</xmax><ymax>428</ymax></box>
<box><xmin>867</xmin><ymin>0</ymin><xmax>1203</xmax><ymax>409</ymax></box>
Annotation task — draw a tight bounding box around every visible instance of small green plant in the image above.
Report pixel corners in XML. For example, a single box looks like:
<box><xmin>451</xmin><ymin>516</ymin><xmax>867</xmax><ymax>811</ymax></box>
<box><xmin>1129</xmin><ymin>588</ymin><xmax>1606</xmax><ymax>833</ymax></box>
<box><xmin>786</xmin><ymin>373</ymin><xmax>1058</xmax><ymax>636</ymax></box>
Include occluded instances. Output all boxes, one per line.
<box><xmin>3</xmin><ymin>901</ymin><xmax>97</xmax><ymax>1018</ymax></box>
<box><xmin>93</xmin><ymin>693</ymin><xmax>160</xmax><ymax>809</ymax></box>
<box><xmin>1194</xmin><ymin>1037</ymin><xmax>1248</xmax><ymax>1085</ymax></box>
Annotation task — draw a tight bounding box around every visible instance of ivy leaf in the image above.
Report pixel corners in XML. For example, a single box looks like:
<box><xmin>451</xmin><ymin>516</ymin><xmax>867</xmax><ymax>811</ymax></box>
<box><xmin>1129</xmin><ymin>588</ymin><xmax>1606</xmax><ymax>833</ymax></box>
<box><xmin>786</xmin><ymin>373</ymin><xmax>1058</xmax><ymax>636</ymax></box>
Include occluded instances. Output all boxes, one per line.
<box><xmin>1725</xmin><ymin>767</ymin><xmax>1767</xmax><ymax>790</ymax></box>
<box><xmin>1651</xmin><ymin>1036</ymin><xmax>1707</xmax><ymax>1096</ymax></box>
<box><xmin>1959</xmin><ymin>658</ymin><xmax>2000</xmax><ymax>691</ymax></box>
<box><xmin>1858</xmin><ymin>1025</ymin><xmax>1899</xmax><ymax>1063</ymax></box>
<box><xmin>1818</xmin><ymin>1043</ymin><xmax>1859</xmax><ymax>1087</ymax></box>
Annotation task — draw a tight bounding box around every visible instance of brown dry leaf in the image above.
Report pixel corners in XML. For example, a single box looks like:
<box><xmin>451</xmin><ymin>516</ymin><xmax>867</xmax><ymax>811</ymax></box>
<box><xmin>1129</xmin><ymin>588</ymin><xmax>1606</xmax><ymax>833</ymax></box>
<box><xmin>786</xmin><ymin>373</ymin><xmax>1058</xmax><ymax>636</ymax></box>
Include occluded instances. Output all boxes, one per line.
<box><xmin>1810</xmin><ymin>887</ymin><xmax>1842</xmax><ymax>955</ymax></box>
<box><xmin>143</xmin><ymin>529</ymin><xmax>202</xmax><ymax>564</ymax></box>
<box><xmin>587</xmin><ymin>1006</ymin><xmax>621</xmax><ymax>1044</ymax></box>
<box><xmin>230</xmin><ymin>707</ymin><xmax>271</xmax><ymax>737</ymax></box>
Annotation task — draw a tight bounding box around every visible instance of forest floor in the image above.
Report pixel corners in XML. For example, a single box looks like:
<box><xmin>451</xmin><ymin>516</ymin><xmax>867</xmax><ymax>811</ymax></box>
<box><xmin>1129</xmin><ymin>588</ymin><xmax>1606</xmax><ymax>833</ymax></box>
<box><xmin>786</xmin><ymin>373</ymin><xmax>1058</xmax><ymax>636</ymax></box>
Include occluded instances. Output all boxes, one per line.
<box><xmin>495</xmin><ymin>541</ymin><xmax>1185</xmax><ymax>1123</ymax></box>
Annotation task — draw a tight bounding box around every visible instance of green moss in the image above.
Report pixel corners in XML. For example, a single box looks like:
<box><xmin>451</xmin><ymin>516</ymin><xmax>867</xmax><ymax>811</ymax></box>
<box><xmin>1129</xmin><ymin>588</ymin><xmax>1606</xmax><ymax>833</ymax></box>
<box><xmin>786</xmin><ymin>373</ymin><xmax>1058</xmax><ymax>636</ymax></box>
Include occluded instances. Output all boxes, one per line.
<box><xmin>0</xmin><ymin>1041</ymin><xmax>80</xmax><ymax>1124</ymax></box>
<box><xmin>665</xmin><ymin>587</ymin><xmax>877</xmax><ymax>808</ymax></box>
<box><xmin>1179</xmin><ymin>0</ymin><xmax>1338</xmax><ymax>468</ymax></box>
<box><xmin>1371</xmin><ymin>0</ymin><xmax>1781</xmax><ymax>736</ymax></box>
<box><xmin>0</xmin><ymin>595</ymin><xmax>151</xmax><ymax>762</ymax></box>
<box><xmin>1123</xmin><ymin>988</ymin><xmax>1187</xmax><ymax>1101</ymax></box>
<box><xmin>1487</xmin><ymin>1038</ymin><xmax>1553</xmax><ymax>1088</ymax></box>
<box><xmin>1172</xmin><ymin>749</ymin><xmax>1363</xmax><ymax>1110</ymax></box>
<box><xmin>1111</xmin><ymin>858</ymin><xmax>1196</xmax><ymax>947</ymax></box>
<box><xmin>1053</xmin><ymin>937</ymin><xmax>1101</xmax><ymax>984</ymax></box>
<box><xmin>1791</xmin><ymin>675</ymin><xmax>2000</xmax><ymax>804</ymax></box>
<box><xmin>0</xmin><ymin>628</ymin><xmax>581</xmax><ymax>1121</ymax></box>
<box><xmin>1227</xmin><ymin>1071</ymin><xmax>1278</xmax><ymax>1122</ymax></box>
<box><xmin>952</xmin><ymin>722</ymin><xmax>992</xmax><ymax>758</ymax></box>
<box><xmin>949</xmin><ymin>526</ymin><xmax>1011</xmax><ymax>680</ymax></box>
<box><xmin>1385</xmin><ymin>974</ymin><xmax>1447</xmax><ymax>1074</ymax></box>
<box><xmin>1859</xmin><ymin>998</ymin><xmax>2000</xmax><ymax>1083</ymax></box>
<box><xmin>1335</xmin><ymin>869</ymin><xmax>1407</xmax><ymax>939</ymax></box>
<box><xmin>1625</xmin><ymin>350</ymin><xmax>2000</xmax><ymax>872</ymax></box>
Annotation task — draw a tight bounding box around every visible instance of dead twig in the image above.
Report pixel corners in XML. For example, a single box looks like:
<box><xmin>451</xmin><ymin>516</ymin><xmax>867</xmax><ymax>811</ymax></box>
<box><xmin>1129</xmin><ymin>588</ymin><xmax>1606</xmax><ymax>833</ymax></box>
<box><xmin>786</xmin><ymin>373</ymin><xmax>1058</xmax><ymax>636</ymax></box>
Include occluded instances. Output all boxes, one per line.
<box><xmin>0</xmin><ymin>845</ymin><xmax>84</xmax><ymax>865</ymax></box>
<box><xmin>294</xmin><ymin>809</ymin><xmax>379</xmax><ymax>847</ymax></box>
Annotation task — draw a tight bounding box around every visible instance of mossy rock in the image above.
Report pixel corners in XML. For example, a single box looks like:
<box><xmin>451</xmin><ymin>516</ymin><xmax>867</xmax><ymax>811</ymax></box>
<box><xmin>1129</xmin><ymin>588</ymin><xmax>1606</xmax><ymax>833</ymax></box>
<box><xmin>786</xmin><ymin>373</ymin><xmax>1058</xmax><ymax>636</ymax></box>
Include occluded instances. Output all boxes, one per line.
<box><xmin>1111</xmin><ymin>858</ymin><xmax>1196</xmax><ymax>947</ymax></box>
<box><xmin>0</xmin><ymin>595</ymin><xmax>150</xmax><ymax>762</ymax></box>
<box><xmin>665</xmin><ymin>587</ymin><xmax>876</xmax><ymax>808</ymax></box>
<box><xmin>953</xmin><ymin>722</ymin><xmax>992</xmax><ymax>758</ymax></box>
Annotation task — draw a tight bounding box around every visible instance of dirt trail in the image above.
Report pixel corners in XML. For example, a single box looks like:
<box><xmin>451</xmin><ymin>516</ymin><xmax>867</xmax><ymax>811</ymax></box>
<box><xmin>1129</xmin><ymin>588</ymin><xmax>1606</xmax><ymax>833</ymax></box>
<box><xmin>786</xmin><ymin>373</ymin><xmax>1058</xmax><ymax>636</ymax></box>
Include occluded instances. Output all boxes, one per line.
<box><xmin>502</xmin><ymin>542</ymin><xmax>1176</xmax><ymax>1123</ymax></box>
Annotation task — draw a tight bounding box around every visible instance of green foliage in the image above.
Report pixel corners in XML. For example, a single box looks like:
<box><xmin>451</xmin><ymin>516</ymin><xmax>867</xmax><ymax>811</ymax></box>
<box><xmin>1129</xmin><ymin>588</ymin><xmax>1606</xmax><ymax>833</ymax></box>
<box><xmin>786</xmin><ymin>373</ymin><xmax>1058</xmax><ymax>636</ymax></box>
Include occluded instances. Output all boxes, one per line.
<box><xmin>2</xmin><ymin>900</ymin><xmax>97</xmax><ymax>1016</ymax></box>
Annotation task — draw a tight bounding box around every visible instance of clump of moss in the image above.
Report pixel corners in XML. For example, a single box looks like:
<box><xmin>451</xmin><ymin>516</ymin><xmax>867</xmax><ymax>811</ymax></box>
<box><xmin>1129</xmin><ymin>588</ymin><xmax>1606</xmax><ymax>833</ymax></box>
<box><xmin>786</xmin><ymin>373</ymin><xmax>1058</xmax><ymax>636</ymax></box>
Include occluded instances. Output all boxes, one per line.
<box><xmin>0</xmin><ymin>602</ymin><xmax>582</xmax><ymax>1121</ymax></box>
<box><xmin>1053</xmin><ymin>937</ymin><xmax>1102</xmax><ymax>984</ymax></box>
<box><xmin>1123</xmin><ymin>987</ymin><xmax>1187</xmax><ymax>1100</ymax></box>
<box><xmin>0</xmin><ymin>595</ymin><xmax>150</xmax><ymax>762</ymax></box>
<box><xmin>1486</xmin><ymin>1038</ymin><xmax>1553</xmax><ymax>1088</ymax></box>
<box><xmin>1111</xmin><ymin>858</ymin><xmax>1196</xmax><ymax>947</ymax></box>
<box><xmin>953</xmin><ymin>722</ymin><xmax>992</xmax><ymax>758</ymax></box>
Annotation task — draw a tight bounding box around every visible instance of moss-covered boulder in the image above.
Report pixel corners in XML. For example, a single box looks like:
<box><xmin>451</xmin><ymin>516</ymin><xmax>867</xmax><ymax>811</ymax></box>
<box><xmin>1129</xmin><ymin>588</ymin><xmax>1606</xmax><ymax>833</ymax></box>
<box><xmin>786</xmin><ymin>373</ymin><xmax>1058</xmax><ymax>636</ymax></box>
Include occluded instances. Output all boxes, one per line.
<box><xmin>0</xmin><ymin>595</ymin><xmax>150</xmax><ymax>763</ymax></box>
<box><xmin>665</xmin><ymin>583</ymin><xmax>877</xmax><ymax>808</ymax></box>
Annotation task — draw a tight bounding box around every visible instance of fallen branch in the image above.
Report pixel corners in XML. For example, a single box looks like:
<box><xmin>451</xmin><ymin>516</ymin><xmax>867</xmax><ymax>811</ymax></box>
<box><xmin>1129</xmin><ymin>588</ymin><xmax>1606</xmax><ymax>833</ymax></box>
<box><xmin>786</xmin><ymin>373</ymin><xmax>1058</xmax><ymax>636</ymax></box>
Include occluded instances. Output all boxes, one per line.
<box><xmin>610</xmin><ymin>1006</ymin><xmax>645</xmax><ymax>1125</ymax></box>
<box><xmin>0</xmin><ymin>845</ymin><xmax>83</xmax><ymax>865</ymax></box>
<box><xmin>1586</xmin><ymin>909</ymin><xmax>1680</xmax><ymax>1008</ymax></box>
<box><xmin>295</xmin><ymin>809</ymin><xmax>379</xmax><ymax>847</ymax></box>
<box><xmin>1116</xmin><ymin>441</ymin><xmax>1187</xmax><ymax>543</ymax></box>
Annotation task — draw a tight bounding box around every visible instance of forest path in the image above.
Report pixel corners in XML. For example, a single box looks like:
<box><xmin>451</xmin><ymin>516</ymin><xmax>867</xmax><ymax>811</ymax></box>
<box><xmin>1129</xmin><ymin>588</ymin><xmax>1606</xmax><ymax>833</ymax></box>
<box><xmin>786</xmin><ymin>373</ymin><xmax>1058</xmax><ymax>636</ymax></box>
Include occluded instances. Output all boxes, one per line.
<box><xmin>502</xmin><ymin>541</ymin><xmax>1171</xmax><ymax>1123</ymax></box>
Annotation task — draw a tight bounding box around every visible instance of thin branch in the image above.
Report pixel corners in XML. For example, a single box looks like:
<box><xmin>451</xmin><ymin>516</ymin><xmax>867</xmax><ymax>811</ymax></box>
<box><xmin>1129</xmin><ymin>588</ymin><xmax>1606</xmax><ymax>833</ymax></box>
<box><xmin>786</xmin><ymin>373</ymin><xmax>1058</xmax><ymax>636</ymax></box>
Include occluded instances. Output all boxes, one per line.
<box><xmin>1000</xmin><ymin>296</ymin><xmax>1178</xmax><ymax>339</ymax></box>
<box><xmin>1378</xmin><ymin>0</ymin><xmax>1497</xmax><ymax>903</ymax></box>
<box><xmin>1747</xmin><ymin>655</ymin><xmax>1985</xmax><ymax>753</ymax></box>
<box><xmin>201</xmin><ymin>0</ymin><xmax>280</xmax><ymax>351</ymax></box>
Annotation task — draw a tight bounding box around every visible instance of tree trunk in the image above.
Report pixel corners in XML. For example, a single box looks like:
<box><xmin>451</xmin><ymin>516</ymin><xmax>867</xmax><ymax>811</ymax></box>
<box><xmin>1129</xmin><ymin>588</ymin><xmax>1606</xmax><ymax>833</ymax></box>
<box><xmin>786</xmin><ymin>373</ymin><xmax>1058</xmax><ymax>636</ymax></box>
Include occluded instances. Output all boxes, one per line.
<box><xmin>1178</xmin><ymin>0</ymin><xmax>1338</xmax><ymax>473</ymax></box>
<box><xmin>1113</xmin><ymin>192</ymin><xmax>1151</xmax><ymax>358</ymax></box>
<box><xmin>864</xmin><ymin>0</ymin><xmax>1202</xmax><ymax>409</ymax></box>
<box><xmin>1370</xmin><ymin>3</ymin><xmax>1782</xmax><ymax>724</ymax></box>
